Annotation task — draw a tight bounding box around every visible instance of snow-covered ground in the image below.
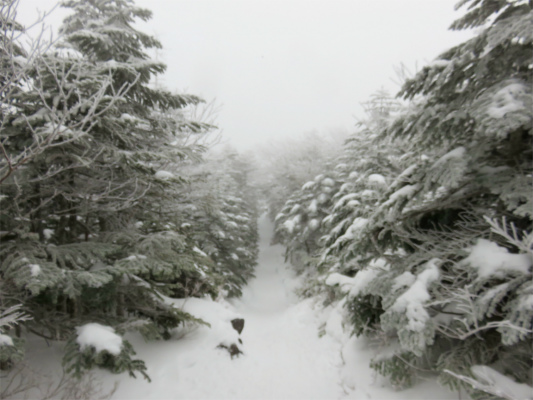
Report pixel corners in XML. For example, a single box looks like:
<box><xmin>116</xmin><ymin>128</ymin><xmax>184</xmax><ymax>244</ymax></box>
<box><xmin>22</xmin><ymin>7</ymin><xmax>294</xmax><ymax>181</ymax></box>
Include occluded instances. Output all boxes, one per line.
<box><xmin>14</xmin><ymin>214</ymin><xmax>462</xmax><ymax>400</ymax></box>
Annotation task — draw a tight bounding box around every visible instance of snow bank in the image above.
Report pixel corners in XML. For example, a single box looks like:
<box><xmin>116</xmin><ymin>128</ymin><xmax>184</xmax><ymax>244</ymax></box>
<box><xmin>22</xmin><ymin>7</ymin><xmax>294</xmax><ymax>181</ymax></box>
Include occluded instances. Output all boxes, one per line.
<box><xmin>76</xmin><ymin>323</ymin><xmax>122</xmax><ymax>355</ymax></box>
<box><xmin>464</xmin><ymin>239</ymin><xmax>532</xmax><ymax>278</ymax></box>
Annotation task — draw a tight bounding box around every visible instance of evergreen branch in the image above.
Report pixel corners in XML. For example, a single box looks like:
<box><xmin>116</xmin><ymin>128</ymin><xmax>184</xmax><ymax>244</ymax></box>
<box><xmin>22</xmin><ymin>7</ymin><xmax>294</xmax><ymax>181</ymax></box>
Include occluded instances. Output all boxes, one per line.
<box><xmin>484</xmin><ymin>216</ymin><xmax>533</xmax><ymax>254</ymax></box>
<box><xmin>436</xmin><ymin>319</ymin><xmax>532</xmax><ymax>341</ymax></box>
<box><xmin>443</xmin><ymin>368</ymin><xmax>526</xmax><ymax>400</ymax></box>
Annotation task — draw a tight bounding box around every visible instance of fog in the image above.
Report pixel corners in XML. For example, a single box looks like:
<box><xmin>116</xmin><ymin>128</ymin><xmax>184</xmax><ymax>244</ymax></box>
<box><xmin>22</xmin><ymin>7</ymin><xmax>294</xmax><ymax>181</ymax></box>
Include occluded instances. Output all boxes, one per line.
<box><xmin>20</xmin><ymin>0</ymin><xmax>472</xmax><ymax>150</ymax></box>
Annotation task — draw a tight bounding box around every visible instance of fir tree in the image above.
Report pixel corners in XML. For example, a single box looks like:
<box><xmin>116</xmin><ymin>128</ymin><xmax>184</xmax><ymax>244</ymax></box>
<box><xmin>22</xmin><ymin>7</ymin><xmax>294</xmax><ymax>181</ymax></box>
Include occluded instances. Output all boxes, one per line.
<box><xmin>0</xmin><ymin>0</ymin><xmax>232</xmax><ymax>379</ymax></box>
<box><xmin>273</xmin><ymin>2</ymin><xmax>532</xmax><ymax>395</ymax></box>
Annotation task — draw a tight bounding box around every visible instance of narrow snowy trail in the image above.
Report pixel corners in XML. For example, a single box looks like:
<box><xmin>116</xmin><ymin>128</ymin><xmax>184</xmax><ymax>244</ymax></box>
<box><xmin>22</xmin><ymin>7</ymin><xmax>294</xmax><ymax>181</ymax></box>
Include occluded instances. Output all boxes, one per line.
<box><xmin>20</xmin><ymin>214</ymin><xmax>460</xmax><ymax>399</ymax></box>
<box><xmin>73</xmin><ymin>213</ymin><xmax>346</xmax><ymax>400</ymax></box>
<box><xmin>86</xmin><ymin>213</ymin><xmax>457</xmax><ymax>399</ymax></box>
<box><xmin>222</xmin><ymin>214</ymin><xmax>346</xmax><ymax>399</ymax></box>
<box><xmin>165</xmin><ymin>213</ymin><xmax>346</xmax><ymax>399</ymax></box>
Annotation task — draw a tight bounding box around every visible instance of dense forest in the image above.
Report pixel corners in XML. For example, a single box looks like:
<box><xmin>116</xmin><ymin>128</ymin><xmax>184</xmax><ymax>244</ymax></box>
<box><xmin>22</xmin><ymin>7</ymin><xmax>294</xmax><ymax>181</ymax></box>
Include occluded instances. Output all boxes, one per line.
<box><xmin>268</xmin><ymin>0</ymin><xmax>532</xmax><ymax>398</ymax></box>
<box><xmin>0</xmin><ymin>0</ymin><xmax>532</xmax><ymax>399</ymax></box>
<box><xmin>0</xmin><ymin>0</ymin><xmax>258</xmax><ymax>382</ymax></box>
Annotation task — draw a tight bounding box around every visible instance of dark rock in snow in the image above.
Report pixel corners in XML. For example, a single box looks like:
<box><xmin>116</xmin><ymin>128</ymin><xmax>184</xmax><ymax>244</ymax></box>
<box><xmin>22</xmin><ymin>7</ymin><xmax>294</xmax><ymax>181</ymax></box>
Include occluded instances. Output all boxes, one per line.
<box><xmin>231</xmin><ymin>318</ymin><xmax>245</xmax><ymax>334</ymax></box>
<box><xmin>217</xmin><ymin>343</ymin><xmax>243</xmax><ymax>359</ymax></box>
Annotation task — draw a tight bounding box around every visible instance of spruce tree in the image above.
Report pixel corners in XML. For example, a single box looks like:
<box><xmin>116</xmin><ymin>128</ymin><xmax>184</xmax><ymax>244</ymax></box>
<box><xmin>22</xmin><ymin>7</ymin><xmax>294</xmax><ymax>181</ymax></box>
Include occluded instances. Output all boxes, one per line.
<box><xmin>273</xmin><ymin>2</ymin><xmax>532</xmax><ymax>395</ymax></box>
<box><xmin>320</xmin><ymin>1</ymin><xmax>532</xmax><ymax>394</ymax></box>
<box><xmin>0</xmin><ymin>0</ymin><xmax>219</xmax><ymax>379</ymax></box>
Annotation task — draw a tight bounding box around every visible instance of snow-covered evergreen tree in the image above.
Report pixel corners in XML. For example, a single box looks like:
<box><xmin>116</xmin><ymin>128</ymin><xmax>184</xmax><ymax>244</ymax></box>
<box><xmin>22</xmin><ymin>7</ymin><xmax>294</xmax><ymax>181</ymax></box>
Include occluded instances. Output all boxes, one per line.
<box><xmin>275</xmin><ymin>2</ymin><xmax>532</xmax><ymax>396</ymax></box>
<box><xmin>254</xmin><ymin>130</ymin><xmax>345</xmax><ymax>221</ymax></box>
<box><xmin>0</xmin><ymin>0</ymin><xmax>258</xmax><ymax>380</ymax></box>
<box><xmin>178</xmin><ymin>148</ymin><xmax>259</xmax><ymax>298</ymax></box>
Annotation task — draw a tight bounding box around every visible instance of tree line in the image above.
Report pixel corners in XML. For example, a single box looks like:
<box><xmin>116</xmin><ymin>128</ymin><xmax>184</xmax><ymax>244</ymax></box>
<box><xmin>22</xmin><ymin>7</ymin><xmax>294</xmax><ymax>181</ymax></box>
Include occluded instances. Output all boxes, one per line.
<box><xmin>0</xmin><ymin>0</ymin><xmax>258</xmax><ymax>384</ymax></box>
<box><xmin>267</xmin><ymin>1</ymin><xmax>532</xmax><ymax>398</ymax></box>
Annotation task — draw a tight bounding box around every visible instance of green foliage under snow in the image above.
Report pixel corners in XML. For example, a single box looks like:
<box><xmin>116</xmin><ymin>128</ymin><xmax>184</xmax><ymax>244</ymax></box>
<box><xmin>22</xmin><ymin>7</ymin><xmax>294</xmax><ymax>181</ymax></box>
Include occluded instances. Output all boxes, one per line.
<box><xmin>0</xmin><ymin>0</ymin><xmax>258</xmax><ymax>381</ymax></box>
<box><xmin>272</xmin><ymin>1</ymin><xmax>532</xmax><ymax>397</ymax></box>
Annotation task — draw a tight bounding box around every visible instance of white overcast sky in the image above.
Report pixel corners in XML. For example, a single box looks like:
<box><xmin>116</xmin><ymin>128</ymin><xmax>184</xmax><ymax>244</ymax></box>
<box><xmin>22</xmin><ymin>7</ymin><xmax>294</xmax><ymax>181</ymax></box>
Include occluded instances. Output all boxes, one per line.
<box><xmin>19</xmin><ymin>0</ymin><xmax>472</xmax><ymax>150</ymax></box>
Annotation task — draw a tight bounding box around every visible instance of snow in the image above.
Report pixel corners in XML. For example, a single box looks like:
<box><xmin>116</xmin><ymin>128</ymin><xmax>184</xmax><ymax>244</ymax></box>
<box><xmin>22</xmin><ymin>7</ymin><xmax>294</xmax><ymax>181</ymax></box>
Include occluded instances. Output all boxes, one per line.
<box><xmin>386</xmin><ymin>184</ymin><xmax>420</xmax><ymax>204</ymax></box>
<box><xmin>333</xmin><ymin>217</ymin><xmax>368</xmax><ymax>246</ymax></box>
<box><xmin>37</xmin><ymin>123</ymin><xmax>76</xmax><ymax>138</ymax></box>
<box><xmin>470</xmin><ymin>365</ymin><xmax>533</xmax><ymax>400</ymax></box>
<box><xmin>317</xmin><ymin>193</ymin><xmax>329</xmax><ymax>204</ymax></box>
<box><xmin>333</xmin><ymin>193</ymin><xmax>360</xmax><ymax>211</ymax></box>
<box><xmin>392</xmin><ymin>164</ymin><xmax>418</xmax><ymax>187</ymax></box>
<box><xmin>348</xmin><ymin>267</ymin><xmax>380</xmax><ymax>297</ymax></box>
<box><xmin>391</xmin><ymin>259</ymin><xmax>440</xmax><ymax>331</ymax></box>
<box><xmin>321</xmin><ymin>177</ymin><xmax>335</xmax><ymax>186</ymax></box>
<box><xmin>393</xmin><ymin>271</ymin><xmax>416</xmax><ymax>291</ymax></box>
<box><xmin>0</xmin><ymin>333</ymin><xmax>13</xmax><ymax>346</ymax></box>
<box><xmin>12</xmin><ymin>107</ymin><xmax>49</xmax><ymax>126</ymax></box>
<box><xmin>120</xmin><ymin>113</ymin><xmax>140</xmax><ymax>122</ymax></box>
<box><xmin>302</xmin><ymin>181</ymin><xmax>315</xmax><ymax>190</ymax></box>
<box><xmin>368</xmin><ymin>173</ymin><xmax>387</xmax><ymax>185</ymax></box>
<box><xmin>15</xmin><ymin>215</ymin><xmax>460</xmax><ymax>400</ymax></box>
<box><xmin>325</xmin><ymin>272</ymin><xmax>356</xmax><ymax>292</ymax></box>
<box><xmin>432</xmin><ymin>147</ymin><xmax>466</xmax><ymax>168</ymax></box>
<box><xmin>308</xmin><ymin>199</ymin><xmax>318</xmax><ymax>213</ymax></box>
<box><xmin>429</xmin><ymin>59</ymin><xmax>451</xmax><ymax>68</ymax></box>
<box><xmin>308</xmin><ymin>218</ymin><xmax>320</xmax><ymax>230</ymax></box>
<box><xmin>518</xmin><ymin>294</ymin><xmax>533</xmax><ymax>311</ymax></box>
<box><xmin>192</xmin><ymin>246</ymin><xmax>207</xmax><ymax>257</ymax></box>
<box><xmin>283</xmin><ymin>218</ymin><xmax>297</xmax><ymax>234</ymax></box>
<box><xmin>43</xmin><ymin>229</ymin><xmax>54</xmax><ymax>240</ymax></box>
<box><xmin>464</xmin><ymin>239</ymin><xmax>532</xmax><ymax>278</ymax></box>
<box><xmin>487</xmin><ymin>81</ymin><xmax>528</xmax><ymax>119</ymax></box>
<box><xmin>289</xmin><ymin>204</ymin><xmax>301</xmax><ymax>214</ymax></box>
<box><xmin>154</xmin><ymin>170</ymin><xmax>174</xmax><ymax>180</ymax></box>
<box><xmin>28</xmin><ymin>264</ymin><xmax>41</xmax><ymax>277</ymax></box>
<box><xmin>124</xmin><ymin>254</ymin><xmax>147</xmax><ymax>261</ymax></box>
<box><xmin>76</xmin><ymin>323</ymin><xmax>123</xmax><ymax>355</ymax></box>
<box><xmin>12</xmin><ymin>55</ymin><xmax>27</xmax><ymax>66</ymax></box>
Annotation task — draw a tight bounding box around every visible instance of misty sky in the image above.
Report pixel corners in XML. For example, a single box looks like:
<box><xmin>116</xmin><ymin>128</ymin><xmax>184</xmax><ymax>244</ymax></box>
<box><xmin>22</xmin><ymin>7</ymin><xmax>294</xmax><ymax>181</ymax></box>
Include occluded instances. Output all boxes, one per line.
<box><xmin>19</xmin><ymin>0</ymin><xmax>472</xmax><ymax>150</ymax></box>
